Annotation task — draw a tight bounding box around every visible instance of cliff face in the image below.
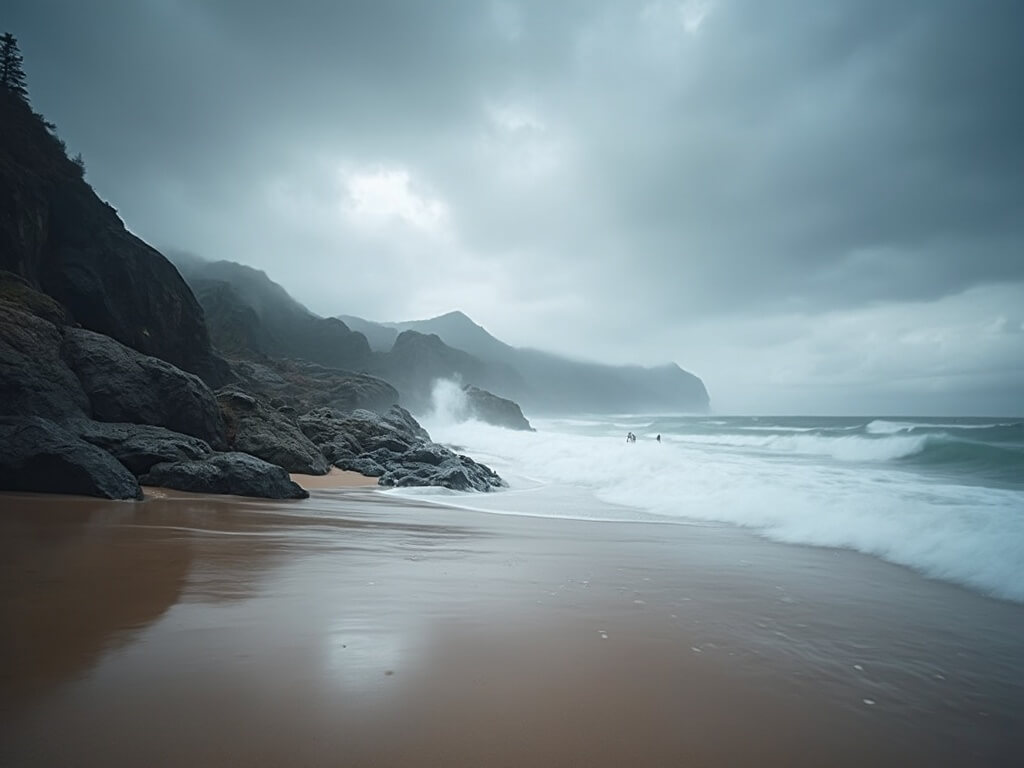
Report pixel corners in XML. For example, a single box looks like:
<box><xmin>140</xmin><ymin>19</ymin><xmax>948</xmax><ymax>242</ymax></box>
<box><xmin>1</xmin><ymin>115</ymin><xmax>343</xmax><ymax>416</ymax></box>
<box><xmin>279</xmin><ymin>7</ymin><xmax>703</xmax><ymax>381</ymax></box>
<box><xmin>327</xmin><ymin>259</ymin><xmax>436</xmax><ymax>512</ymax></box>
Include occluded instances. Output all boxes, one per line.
<box><xmin>173</xmin><ymin>256</ymin><xmax>372</xmax><ymax>371</ymax></box>
<box><xmin>0</xmin><ymin>90</ymin><xmax>226</xmax><ymax>384</ymax></box>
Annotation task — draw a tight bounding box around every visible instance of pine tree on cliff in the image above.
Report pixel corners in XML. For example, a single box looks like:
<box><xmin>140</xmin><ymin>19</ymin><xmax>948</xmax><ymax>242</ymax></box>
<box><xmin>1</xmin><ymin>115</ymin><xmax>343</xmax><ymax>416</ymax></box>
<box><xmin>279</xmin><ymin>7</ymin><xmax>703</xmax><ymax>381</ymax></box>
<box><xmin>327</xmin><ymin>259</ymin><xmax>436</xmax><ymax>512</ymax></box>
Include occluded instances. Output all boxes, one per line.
<box><xmin>0</xmin><ymin>32</ymin><xmax>29</xmax><ymax>102</ymax></box>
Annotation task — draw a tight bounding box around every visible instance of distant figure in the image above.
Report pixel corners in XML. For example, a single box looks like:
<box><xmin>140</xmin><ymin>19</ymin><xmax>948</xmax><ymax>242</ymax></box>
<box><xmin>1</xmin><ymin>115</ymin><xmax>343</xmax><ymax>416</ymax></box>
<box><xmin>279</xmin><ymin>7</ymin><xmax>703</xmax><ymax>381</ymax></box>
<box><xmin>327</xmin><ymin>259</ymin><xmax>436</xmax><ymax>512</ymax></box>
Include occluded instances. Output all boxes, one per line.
<box><xmin>656</xmin><ymin>434</ymin><xmax>661</xmax><ymax>443</ymax></box>
<box><xmin>626</xmin><ymin>431</ymin><xmax>636</xmax><ymax>444</ymax></box>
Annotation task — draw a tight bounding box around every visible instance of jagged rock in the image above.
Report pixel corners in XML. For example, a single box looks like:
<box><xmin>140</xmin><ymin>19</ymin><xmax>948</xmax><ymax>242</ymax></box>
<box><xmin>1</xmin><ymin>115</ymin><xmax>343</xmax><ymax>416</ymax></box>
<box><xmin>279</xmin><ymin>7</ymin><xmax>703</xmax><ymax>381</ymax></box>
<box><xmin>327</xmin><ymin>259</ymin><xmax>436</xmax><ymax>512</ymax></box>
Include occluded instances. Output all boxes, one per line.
<box><xmin>0</xmin><ymin>90</ymin><xmax>227</xmax><ymax>385</ymax></box>
<box><xmin>402</xmin><ymin>444</ymin><xmax>452</xmax><ymax>466</ymax></box>
<box><xmin>217</xmin><ymin>388</ymin><xmax>329</xmax><ymax>475</ymax></box>
<box><xmin>67</xmin><ymin>419</ymin><xmax>212</xmax><ymax>476</ymax></box>
<box><xmin>140</xmin><ymin>452</ymin><xmax>308</xmax><ymax>499</ymax></box>
<box><xmin>229</xmin><ymin>359</ymin><xmax>398</xmax><ymax>415</ymax></box>
<box><xmin>0</xmin><ymin>301</ymin><xmax>90</xmax><ymax>421</ymax></box>
<box><xmin>296</xmin><ymin>408</ymin><xmax>358</xmax><ymax>463</ymax></box>
<box><xmin>298</xmin><ymin>405</ymin><xmax>504</xmax><ymax>492</ymax></box>
<box><xmin>297</xmin><ymin>406</ymin><xmax>420</xmax><ymax>459</ymax></box>
<box><xmin>463</xmin><ymin>385</ymin><xmax>534</xmax><ymax>431</ymax></box>
<box><xmin>61</xmin><ymin>328</ymin><xmax>228</xmax><ymax>450</ymax></box>
<box><xmin>381</xmin><ymin>406</ymin><xmax>431</xmax><ymax>443</ymax></box>
<box><xmin>334</xmin><ymin>456</ymin><xmax>386</xmax><ymax>477</ymax></box>
<box><xmin>0</xmin><ymin>416</ymin><xmax>142</xmax><ymax>500</ymax></box>
<box><xmin>378</xmin><ymin>449</ymin><xmax>504</xmax><ymax>492</ymax></box>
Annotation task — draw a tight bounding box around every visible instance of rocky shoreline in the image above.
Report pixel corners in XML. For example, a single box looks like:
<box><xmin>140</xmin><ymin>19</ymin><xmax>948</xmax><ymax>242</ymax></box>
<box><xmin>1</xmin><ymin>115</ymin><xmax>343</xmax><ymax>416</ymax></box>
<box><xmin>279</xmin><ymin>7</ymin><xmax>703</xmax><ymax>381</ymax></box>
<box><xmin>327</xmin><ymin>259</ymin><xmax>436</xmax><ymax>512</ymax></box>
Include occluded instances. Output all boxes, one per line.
<box><xmin>1</xmin><ymin>275</ymin><xmax>505</xmax><ymax>500</ymax></box>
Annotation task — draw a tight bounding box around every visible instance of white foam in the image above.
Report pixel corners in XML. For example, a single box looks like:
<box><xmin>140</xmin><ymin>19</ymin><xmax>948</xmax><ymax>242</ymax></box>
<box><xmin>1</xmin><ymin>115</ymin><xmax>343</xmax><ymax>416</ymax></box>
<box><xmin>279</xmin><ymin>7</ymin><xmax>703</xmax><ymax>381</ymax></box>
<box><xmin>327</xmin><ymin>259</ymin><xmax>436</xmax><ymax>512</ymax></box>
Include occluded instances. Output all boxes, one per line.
<box><xmin>413</xmin><ymin>419</ymin><xmax>1024</xmax><ymax>604</ymax></box>
<box><xmin>867</xmin><ymin>419</ymin><xmax>1016</xmax><ymax>433</ymax></box>
<box><xmin>663</xmin><ymin>431</ymin><xmax>931</xmax><ymax>462</ymax></box>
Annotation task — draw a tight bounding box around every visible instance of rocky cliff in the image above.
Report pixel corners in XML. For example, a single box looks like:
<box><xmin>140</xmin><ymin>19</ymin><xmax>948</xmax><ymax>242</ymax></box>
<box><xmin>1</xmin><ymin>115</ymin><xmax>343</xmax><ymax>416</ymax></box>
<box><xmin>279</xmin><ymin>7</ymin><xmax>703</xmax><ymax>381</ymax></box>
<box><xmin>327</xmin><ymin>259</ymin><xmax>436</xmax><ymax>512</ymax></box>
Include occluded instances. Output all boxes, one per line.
<box><xmin>0</xmin><ymin>90</ymin><xmax>226</xmax><ymax>385</ymax></box>
<box><xmin>172</xmin><ymin>255</ymin><xmax>372</xmax><ymax>371</ymax></box>
<box><xmin>0</xmin><ymin>82</ymin><xmax>504</xmax><ymax>498</ymax></box>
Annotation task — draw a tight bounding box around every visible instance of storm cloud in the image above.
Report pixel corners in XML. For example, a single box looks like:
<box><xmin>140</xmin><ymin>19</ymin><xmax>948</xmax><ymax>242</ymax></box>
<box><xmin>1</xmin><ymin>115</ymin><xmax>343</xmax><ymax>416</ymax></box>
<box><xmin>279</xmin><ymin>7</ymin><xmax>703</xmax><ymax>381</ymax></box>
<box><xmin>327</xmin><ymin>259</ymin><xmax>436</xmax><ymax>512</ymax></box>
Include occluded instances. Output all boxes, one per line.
<box><xmin>7</xmin><ymin>0</ymin><xmax>1023</xmax><ymax>413</ymax></box>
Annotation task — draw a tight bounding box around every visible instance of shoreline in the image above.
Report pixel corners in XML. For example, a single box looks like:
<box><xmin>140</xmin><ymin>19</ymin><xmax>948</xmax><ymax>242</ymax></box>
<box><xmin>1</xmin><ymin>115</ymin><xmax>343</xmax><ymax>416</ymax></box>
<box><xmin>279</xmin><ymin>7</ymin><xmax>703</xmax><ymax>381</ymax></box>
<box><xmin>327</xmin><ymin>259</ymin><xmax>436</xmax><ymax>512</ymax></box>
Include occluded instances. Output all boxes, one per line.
<box><xmin>1</xmin><ymin>489</ymin><xmax>1021</xmax><ymax>766</ymax></box>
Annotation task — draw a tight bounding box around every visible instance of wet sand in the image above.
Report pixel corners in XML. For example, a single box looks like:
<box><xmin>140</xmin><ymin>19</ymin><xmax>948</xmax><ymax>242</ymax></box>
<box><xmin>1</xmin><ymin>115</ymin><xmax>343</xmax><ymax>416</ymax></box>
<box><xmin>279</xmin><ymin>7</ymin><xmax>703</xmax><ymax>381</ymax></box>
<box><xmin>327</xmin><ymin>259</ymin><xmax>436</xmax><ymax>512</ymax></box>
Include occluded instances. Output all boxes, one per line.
<box><xmin>1</xmin><ymin>488</ymin><xmax>1022</xmax><ymax>767</ymax></box>
<box><xmin>290</xmin><ymin>468</ymin><xmax>379</xmax><ymax>489</ymax></box>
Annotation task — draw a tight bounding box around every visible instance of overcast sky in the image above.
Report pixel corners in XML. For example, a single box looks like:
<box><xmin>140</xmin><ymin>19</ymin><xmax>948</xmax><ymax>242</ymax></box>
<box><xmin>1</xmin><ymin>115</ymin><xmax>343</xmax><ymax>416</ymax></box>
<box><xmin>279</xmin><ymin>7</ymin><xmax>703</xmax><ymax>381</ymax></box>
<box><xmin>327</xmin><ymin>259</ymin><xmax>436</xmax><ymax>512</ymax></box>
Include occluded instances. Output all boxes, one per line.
<box><xmin>8</xmin><ymin>0</ymin><xmax>1024</xmax><ymax>414</ymax></box>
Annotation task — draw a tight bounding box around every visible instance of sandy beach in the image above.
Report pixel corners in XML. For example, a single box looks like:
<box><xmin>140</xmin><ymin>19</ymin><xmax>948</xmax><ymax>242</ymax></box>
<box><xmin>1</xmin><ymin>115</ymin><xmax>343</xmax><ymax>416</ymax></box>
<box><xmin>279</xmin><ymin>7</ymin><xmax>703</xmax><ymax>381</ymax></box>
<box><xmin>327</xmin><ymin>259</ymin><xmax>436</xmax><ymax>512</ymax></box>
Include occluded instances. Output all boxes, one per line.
<box><xmin>289</xmin><ymin>468</ymin><xmax>381</xmax><ymax>490</ymax></box>
<box><xmin>1</xmin><ymin>487</ymin><xmax>1021</xmax><ymax>767</ymax></box>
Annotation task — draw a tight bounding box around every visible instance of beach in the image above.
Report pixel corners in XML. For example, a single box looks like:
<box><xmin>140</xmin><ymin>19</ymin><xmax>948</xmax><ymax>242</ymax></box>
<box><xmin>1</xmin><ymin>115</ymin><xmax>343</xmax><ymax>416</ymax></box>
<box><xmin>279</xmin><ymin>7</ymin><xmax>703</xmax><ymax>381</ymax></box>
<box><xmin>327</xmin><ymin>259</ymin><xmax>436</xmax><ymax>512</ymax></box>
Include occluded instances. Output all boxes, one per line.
<box><xmin>1</xmin><ymin>486</ymin><xmax>1021</xmax><ymax>767</ymax></box>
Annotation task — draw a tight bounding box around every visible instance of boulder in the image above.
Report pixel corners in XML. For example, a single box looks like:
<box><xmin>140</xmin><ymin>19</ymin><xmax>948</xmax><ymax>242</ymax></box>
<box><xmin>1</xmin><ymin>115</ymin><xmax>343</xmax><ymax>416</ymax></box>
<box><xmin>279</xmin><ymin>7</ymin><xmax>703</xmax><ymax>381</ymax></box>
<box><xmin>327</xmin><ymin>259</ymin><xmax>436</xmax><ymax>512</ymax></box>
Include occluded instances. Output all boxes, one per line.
<box><xmin>61</xmin><ymin>328</ymin><xmax>228</xmax><ymax>449</ymax></box>
<box><xmin>334</xmin><ymin>456</ymin><xmax>387</xmax><ymax>477</ymax></box>
<box><xmin>0</xmin><ymin>416</ymin><xmax>142</xmax><ymax>500</ymax></box>
<box><xmin>378</xmin><ymin>448</ymin><xmax>505</xmax><ymax>493</ymax></box>
<box><xmin>463</xmin><ymin>385</ymin><xmax>534</xmax><ymax>431</ymax></box>
<box><xmin>229</xmin><ymin>359</ymin><xmax>399</xmax><ymax>415</ymax></box>
<box><xmin>0</xmin><ymin>302</ymin><xmax>90</xmax><ymax>421</ymax></box>
<box><xmin>140</xmin><ymin>452</ymin><xmax>308</xmax><ymax>499</ymax></box>
<box><xmin>67</xmin><ymin>419</ymin><xmax>212</xmax><ymax>476</ymax></box>
<box><xmin>217</xmin><ymin>388</ymin><xmax>329</xmax><ymax>475</ymax></box>
<box><xmin>297</xmin><ymin>404</ymin><xmax>505</xmax><ymax>492</ymax></box>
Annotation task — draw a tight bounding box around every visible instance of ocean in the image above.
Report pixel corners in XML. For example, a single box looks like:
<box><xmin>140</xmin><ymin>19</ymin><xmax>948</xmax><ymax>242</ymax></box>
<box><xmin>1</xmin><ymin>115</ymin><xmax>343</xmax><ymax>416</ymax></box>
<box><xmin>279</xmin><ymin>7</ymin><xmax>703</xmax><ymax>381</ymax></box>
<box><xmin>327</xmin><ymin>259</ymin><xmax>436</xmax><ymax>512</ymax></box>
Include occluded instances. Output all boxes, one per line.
<box><xmin>402</xmin><ymin>409</ymin><xmax>1024</xmax><ymax>604</ymax></box>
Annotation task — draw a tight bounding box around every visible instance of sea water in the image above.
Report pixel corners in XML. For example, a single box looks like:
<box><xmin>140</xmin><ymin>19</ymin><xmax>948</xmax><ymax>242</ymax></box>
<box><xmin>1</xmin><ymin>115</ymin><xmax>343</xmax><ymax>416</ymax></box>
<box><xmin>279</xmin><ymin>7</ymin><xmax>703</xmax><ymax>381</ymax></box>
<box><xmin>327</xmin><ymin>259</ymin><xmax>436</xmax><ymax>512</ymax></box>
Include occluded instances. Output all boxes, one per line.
<box><xmin>398</xmin><ymin>393</ymin><xmax>1024</xmax><ymax>604</ymax></box>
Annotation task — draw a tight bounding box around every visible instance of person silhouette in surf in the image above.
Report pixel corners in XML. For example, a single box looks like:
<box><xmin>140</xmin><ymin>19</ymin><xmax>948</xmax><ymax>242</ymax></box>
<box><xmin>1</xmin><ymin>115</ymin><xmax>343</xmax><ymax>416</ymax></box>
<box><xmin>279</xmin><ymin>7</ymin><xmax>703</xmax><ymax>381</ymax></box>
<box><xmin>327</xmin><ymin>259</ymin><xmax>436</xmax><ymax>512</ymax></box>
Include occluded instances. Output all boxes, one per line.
<box><xmin>656</xmin><ymin>434</ymin><xmax>661</xmax><ymax>443</ymax></box>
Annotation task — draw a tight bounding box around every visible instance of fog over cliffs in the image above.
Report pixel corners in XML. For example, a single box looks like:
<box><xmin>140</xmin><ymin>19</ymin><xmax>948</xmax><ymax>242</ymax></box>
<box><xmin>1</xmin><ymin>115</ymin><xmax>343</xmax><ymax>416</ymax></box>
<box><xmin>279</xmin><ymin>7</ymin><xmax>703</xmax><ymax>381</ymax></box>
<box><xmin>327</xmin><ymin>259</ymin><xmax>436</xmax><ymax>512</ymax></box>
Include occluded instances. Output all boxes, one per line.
<box><xmin>176</xmin><ymin>256</ymin><xmax>709</xmax><ymax>415</ymax></box>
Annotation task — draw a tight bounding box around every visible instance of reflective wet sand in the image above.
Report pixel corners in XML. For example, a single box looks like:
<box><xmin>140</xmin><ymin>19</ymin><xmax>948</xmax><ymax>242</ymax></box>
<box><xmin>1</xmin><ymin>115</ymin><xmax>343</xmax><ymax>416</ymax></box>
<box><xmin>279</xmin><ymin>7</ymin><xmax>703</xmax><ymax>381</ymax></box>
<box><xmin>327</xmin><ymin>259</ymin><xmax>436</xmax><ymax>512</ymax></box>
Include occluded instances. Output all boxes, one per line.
<box><xmin>1</xmin><ymin>489</ymin><xmax>1021</xmax><ymax>766</ymax></box>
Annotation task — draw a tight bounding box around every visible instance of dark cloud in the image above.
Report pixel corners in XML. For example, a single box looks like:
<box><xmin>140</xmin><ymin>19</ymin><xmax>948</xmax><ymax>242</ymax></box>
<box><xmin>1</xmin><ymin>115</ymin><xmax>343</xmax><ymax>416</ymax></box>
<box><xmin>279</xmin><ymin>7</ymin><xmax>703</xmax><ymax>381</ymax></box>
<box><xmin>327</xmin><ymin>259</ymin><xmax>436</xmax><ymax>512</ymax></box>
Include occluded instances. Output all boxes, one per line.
<box><xmin>6</xmin><ymin>0</ymin><xmax>1023</xmax><ymax>412</ymax></box>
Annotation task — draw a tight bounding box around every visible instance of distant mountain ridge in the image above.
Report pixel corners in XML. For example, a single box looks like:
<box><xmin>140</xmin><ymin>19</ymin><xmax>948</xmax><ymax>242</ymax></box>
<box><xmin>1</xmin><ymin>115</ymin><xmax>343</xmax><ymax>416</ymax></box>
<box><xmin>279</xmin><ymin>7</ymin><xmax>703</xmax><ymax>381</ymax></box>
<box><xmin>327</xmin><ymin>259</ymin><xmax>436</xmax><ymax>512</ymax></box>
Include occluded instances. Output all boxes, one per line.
<box><xmin>171</xmin><ymin>254</ymin><xmax>372</xmax><ymax>371</ymax></box>
<box><xmin>173</xmin><ymin>258</ymin><xmax>709</xmax><ymax>415</ymax></box>
<box><xmin>341</xmin><ymin>311</ymin><xmax>710</xmax><ymax>414</ymax></box>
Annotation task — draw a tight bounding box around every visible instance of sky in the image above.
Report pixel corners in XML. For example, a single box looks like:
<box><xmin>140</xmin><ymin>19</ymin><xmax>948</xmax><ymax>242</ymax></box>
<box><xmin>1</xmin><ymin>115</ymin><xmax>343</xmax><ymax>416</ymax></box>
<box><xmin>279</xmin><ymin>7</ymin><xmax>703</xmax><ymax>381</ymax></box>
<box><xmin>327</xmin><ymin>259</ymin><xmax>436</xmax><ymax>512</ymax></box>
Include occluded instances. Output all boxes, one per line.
<box><xmin>7</xmin><ymin>0</ymin><xmax>1024</xmax><ymax>414</ymax></box>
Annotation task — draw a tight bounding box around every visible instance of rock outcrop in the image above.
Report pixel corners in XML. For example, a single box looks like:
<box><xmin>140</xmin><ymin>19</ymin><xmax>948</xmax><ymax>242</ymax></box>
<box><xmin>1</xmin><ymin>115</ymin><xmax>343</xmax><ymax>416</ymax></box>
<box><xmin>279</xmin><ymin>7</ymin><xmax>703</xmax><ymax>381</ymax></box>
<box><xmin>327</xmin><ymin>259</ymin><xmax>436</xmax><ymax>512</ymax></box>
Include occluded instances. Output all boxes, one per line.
<box><xmin>140</xmin><ymin>452</ymin><xmax>308</xmax><ymax>499</ymax></box>
<box><xmin>217</xmin><ymin>389</ymin><xmax>328</xmax><ymax>475</ymax></box>
<box><xmin>172</xmin><ymin>255</ymin><xmax>372</xmax><ymax>371</ymax></box>
<box><xmin>62</xmin><ymin>328</ymin><xmax>228</xmax><ymax>450</ymax></box>
<box><xmin>0</xmin><ymin>89</ymin><xmax>227</xmax><ymax>385</ymax></box>
<box><xmin>463</xmin><ymin>385</ymin><xmax>534</xmax><ymax>431</ymax></box>
<box><xmin>229</xmin><ymin>359</ymin><xmax>399</xmax><ymax>415</ymax></box>
<box><xmin>68</xmin><ymin>419</ymin><xmax>213</xmax><ymax>476</ymax></box>
<box><xmin>298</xmin><ymin>406</ymin><xmax>505</xmax><ymax>492</ymax></box>
<box><xmin>0</xmin><ymin>87</ymin><xmax>507</xmax><ymax>500</ymax></box>
<box><xmin>0</xmin><ymin>417</ymin><xmax>142</xmax><ymax>500</ymax></box>
<box><xmin>0</xmin><ymin>299</ymin><xmax>90</xmax><ymax>422</ymax></box>
<box><xmin>370</xmin><ymin>330</ymin><xmax>525</xmax><ymax>412</ymax></box>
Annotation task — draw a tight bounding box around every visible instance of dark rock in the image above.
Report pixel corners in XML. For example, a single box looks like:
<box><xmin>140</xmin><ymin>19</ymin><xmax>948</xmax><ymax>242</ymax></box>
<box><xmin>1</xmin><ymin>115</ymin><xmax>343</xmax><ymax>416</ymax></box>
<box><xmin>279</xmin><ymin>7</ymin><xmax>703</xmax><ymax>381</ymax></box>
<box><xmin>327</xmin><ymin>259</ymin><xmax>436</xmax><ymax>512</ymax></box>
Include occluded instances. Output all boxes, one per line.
<box><xmin>377</xmin><ymin>450</ymin><xmax>504</xmax><ymax>492</ymax></box>
<box><xmin>140</xmin><ymin>452</ymin><xmax>308</xmax><ymax>499</ymax></box>
<box><xmin>297</xmin><ymin>404</ymin><xmax>504</xmax><ymax>492</ymax></box>
<box><xmin>67</xmin><ymin>419</ymin><xmax>212</xmax><ymax>476</ymax></box>
<box><xmin>217</xmin><ymin>388</ymin><xmax>329</xmax><ymax>475</ymax></box>
<box><xmin>0</xmin><ymin>91</ymin><xmax>227</xmax><ymax>385</ymax></box>
<box><xmin>0</xmin><ymin>302</ymin><xmax>90</xmax><ymax>421</ymax></box>
<box><xmin>0</xmin><ymin>416</ymin><xmax>142</xmax><ymax>500</ymax></box>
<box><xmin>297</xmin><ymin>407</ymin><xmax>409</xmax><ymax>456</ymax></box>
<box><xmin>334</xmin><ymin>456</ymin><xmax>386</xmax><ymax>477</ymax></box>
<box><xmin>61</xmin><ymin>328</ymin><xmax>227</xmax><ymax>449</ymax></box>
<box><xmin>463</xmin><ymin>385</ymin><xmax>534</xmax><ymax>431</ymax></box>
<box><xmin>0</xmin><ymin>270</ymin><xmax>71</xmax><ymax>325</ymax></box>
<box><xmin>229</xmin><ymin>359</ymin><xmax>398</xmax><ymax>415</ymax></box>
<box><xmin>401</xmin><ymin>444</ymin><xmax>452</xmax><ymax>466</ymax></box>
<box><xmin>369</xmin><ymin>330</ymin><xmax>525</xmax><ymax>412</ymax></box>
<box><xmin>172</xmin><ymin>257</ymin><xmax>372</xmax><ymax>370</ymax></box>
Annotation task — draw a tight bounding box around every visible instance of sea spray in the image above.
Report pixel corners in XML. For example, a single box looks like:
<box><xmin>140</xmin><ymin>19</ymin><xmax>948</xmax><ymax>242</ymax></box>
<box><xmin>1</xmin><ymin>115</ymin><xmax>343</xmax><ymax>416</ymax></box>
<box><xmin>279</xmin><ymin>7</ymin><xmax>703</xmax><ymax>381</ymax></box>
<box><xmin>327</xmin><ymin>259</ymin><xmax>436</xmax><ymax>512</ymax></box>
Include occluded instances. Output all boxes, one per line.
<box><xmin>425</xmin><ymin>378</ymin><xmax>470</xmax><ymax>425</ymax></box>
<box><xmin>391</xmin><ymin>415</ymin><xmax>1024</xmax><ymax>603</ymax></box>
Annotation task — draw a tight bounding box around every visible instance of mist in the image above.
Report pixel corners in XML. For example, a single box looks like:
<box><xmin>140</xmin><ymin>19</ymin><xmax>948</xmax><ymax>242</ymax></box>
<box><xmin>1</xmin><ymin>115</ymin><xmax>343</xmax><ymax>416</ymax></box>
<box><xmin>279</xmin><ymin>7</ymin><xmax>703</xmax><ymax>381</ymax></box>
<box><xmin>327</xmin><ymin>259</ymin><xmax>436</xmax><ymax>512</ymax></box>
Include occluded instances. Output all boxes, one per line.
<box><xmin>7</xmin><ymin>0</ymin><xmax>1024</xmax><ymax>414</ymax></box>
